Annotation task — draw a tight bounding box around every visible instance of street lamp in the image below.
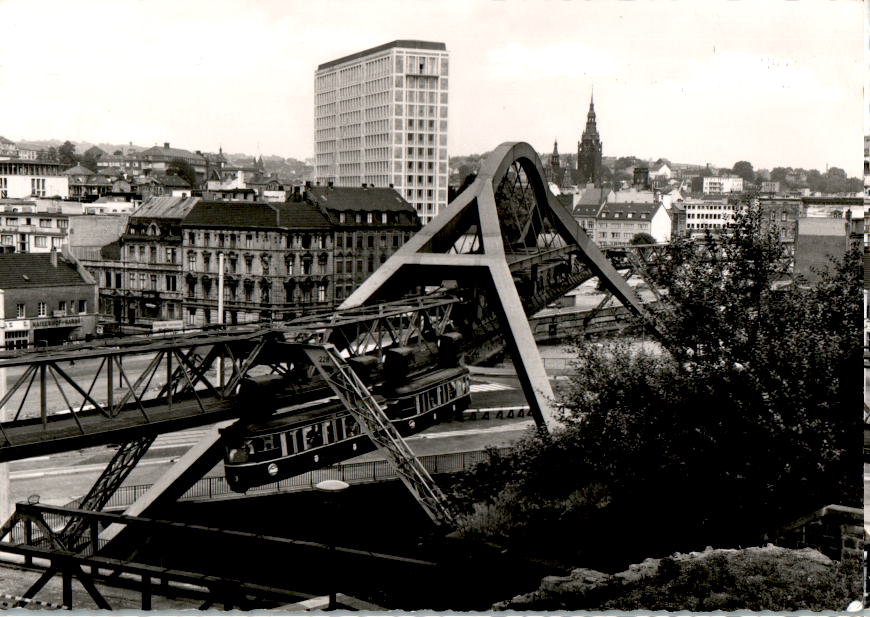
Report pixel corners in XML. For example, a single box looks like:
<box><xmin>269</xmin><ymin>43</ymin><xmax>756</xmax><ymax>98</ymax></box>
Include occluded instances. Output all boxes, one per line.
<box><xmin>315</xmin><ymin>479</ymin><xmax>349</xmax><ymax>610</ymax></box>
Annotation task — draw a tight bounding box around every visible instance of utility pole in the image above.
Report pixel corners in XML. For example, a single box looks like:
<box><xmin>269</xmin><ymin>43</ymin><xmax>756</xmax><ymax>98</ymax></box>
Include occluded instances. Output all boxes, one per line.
<box><xmin>217</xmin><ymin>252</ymin><xmax>225</xmax><ymax>388</ymax></box>
<box><xmin>0</xmin><ymin>367</ymin><xmax>8</xmax><ymax>524</ymax></box>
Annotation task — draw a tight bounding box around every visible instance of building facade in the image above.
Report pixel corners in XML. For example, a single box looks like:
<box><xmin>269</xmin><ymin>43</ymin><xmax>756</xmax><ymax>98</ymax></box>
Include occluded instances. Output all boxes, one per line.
<box><xmin>0</xmin><ymin>199</ymin><xmax>70</xmax><ymax>253</ymax></box>
<box><xmin>302</xmin><ymin>186</ymin><xmax>421</xmax><ymax>303</ymax></box>
<box><xmin>681</xmin><ymin>197</ymin><xmax>735</xmax><ymax>235</ymax></box>
<box><xmin>181</xmin><ymin>201</ymin><xmax>334</xmax><ymax>326</ymax></box>
<box><xmin>0</xmin><ymin>251</ymin><xmax>98</xmax><ymax>349</ymax></box>
<box><xmin>593</xmin><ymin>202</ymin><xmax>670</xmax><ymax>246</ymax></box>
<box><xmin>700</xmin><ymin>175</ymin><xmax>744</xmax><ymax>194</ymax></box>
<box><xmin>314</xmin><ymin>40</ymin><xmax>449</xmax><ymax>225</ymax></box>
<box><xmin>90</xmin><ymin>196</ymin><xmax>199</xmax><ymax>331</ymax></box>
<box><xmin>0</xmin><ymin>160</ymin><xmax>68</xmax><ymax>199</ymax></box>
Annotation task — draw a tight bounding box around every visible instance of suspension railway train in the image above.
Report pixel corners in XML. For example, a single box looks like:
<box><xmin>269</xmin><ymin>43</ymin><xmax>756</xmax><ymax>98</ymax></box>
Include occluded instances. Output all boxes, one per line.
<box><xmin>221</xmin><ymin>365</ymin><xmax>471</xmax><ymax>492</ymax></box>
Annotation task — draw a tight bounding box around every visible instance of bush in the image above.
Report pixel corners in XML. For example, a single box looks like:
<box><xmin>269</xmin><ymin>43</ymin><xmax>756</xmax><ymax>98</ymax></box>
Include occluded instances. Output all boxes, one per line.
<box><xmin>452</xmin><ymin>204</ymin><xmax>861</xmax><ymax>570</ymax></box>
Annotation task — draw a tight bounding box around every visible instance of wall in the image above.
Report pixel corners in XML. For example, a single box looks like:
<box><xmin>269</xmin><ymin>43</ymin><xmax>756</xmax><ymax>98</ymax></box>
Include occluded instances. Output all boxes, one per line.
<box><xmin>3</xmin><ymin>175</ymin><xmax>69</xmax><ymax>199</ymax></box>
<box><xmin>1</xmin><ymin>284</ymin><xmax>97</xmax><ymax>346</ymax></box>
<box><xmin>793</xmin><ymin>218</ymin><xmax>847</xmax><ymax>283</ymax></box>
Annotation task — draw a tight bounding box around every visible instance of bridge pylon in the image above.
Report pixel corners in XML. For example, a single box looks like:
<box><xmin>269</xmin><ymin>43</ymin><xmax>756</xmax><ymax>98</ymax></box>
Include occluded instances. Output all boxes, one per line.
<box><xmin>344</xmin><ymin>142</ymin><xmax>657</xmax><ymax>433</ymax></box>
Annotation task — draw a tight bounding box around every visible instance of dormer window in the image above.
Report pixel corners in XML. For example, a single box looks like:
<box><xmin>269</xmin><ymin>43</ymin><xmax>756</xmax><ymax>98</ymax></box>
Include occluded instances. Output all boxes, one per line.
<box><xmin>613</xmin><ymin>212</ymin><xmax>621</xmax><ymax>219</ymax></box>
<box><xmin>339</xmin><ymin>212</ymin><xmax>346</xmax><ymax>223</ymax></box>
<box><xmin>626</xmin><ymin>212</ymin><xmax>633</xmax><ymax>219</ymax></box>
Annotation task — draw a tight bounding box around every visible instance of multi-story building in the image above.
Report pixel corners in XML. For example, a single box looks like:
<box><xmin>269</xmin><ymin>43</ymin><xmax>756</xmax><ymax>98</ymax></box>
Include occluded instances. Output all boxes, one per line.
<box><xmin>700</xmin><ymin>175</ymin><xmax>744</xmax><ymax>194</ymax></box>
<box><xmin>0</xmin><ymin>199</ymin><xmax>70</xmax><ymax>253</ymax></box>
<box><xmin>682</xmin><ymin>197</ymin><xmax>736</xmax><ymax>235</ymax></box>
<box><xmin>0</xmin><ymin>250</ymin><xmax>98</xmax><ymax>349</ymax></box>
<box><xmin>314</xmin><ymin>40</ymin><xmax>449</xmax><ymax>225</ymax></box>
<box><xmin>758</xmin><ymin>196</ymin><xmax>802</xmax><ymax>245</ymax></box>
<box><xmin>0</xmin><ymin>159</ymin><xmax>68</xmax><ymax>199</ymax></box>
<box><xmin>181</xmin><ymin>200</ymin><xmax>333</xmax><ymax>326</ymax></box>
<box><xmin>301</xmin><ymin>185</ymin><xmax>421</xmax><ymax>303</ymax></box>
<box><xmin>593</xmin><ymin>202</ymin><xmax>671</xmax><ymax>247</ymax></box>
<box><xmin>92</xmin><ymin>196</ymin><xmax>199</xmax><ymax>330</ymax></box>
<box><xmin>125</xmin><ymin>143</ymin><xmax>207</xmax><ymax>179</ymax></box>
<box><xmin>64</xmin><ymin>164</ymin><xmax>113</xmax><ymax>201</ymax></box>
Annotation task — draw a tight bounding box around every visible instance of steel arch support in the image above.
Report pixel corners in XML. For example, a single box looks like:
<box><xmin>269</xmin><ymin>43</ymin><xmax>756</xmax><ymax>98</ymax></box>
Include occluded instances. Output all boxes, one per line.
<box><xmin>486</xmin><ymin>260</ymin><xmax>558</xmax><ymax>431</ymax></box>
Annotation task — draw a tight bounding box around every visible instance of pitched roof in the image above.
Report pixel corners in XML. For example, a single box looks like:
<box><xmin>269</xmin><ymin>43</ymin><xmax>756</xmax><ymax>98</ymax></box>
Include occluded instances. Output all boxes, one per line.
<box><xmin>63</xmin><ymin>164</ymin><xmax>95</xmax><ymax>176</ymax></box>
<box><xmin>573</xmin><ymin>204</ymin><xmax>601</xmax><ymax>217</ymax></box>
<box><xmin>0</xmin><ymin>136</ymin><xmax>14</xmax><ymax>145</ymax></box>
<box><xmin>598</xmin><ymin>202</ymin><xmax>662</xmax><ymax>219</ymax></box>
<box><xmin>182</xmin><ymin>201</ymin><xmax>331</xmax><ymax>230</ymax></box>
<box><xmin>151</xmin><ymin>174</ymin><xmax>191</xmax><ymax>188</ymax></box>
<box><xmin>138</xmin><ymin>144</ymin><xmax>205</xmax><ymax>162</ymax></box>
<box><xmin>306</xmin><ymin>186</ymin><xmax>416</xmax><ymax>213</ymax></box>
<box><xmin>575</xmin><ymin>187</ymin><xmax>610</xmax><ymax>206</ymax></box>
<box><xmin>131</xmin><ymin>196</ymin><xmax>200</xmax><ymax>220</ymax></box>
<box><xmin>0</xmin><ymin>253</ymin><xmax>91</xmax><ymax>289</ymax></box>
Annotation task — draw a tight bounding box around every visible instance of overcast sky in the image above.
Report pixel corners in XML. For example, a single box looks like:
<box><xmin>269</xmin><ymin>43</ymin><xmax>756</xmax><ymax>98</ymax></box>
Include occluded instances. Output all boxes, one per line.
<box><xmin>0</xmin><ymin>0</ymin><xmax>864</xmax><ymax>175</ymax></box>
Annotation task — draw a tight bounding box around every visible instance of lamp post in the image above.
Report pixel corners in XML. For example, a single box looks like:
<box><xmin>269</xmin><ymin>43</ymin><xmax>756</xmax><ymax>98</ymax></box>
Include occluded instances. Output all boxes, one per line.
<box><xmin>315</xmin><ymin>479</ymin><xmax>349</xmax><ymax>610</ymax></box>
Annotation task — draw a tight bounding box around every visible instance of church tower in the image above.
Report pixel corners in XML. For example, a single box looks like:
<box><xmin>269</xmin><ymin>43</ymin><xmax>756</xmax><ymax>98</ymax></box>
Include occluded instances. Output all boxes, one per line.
<box><xmin>550</xmin><ymin>139</ymin><xmax>561</xmax><ymax>170</ymax></box>
<box><xmin>577</xmin><ymin>93</ymin><xmax>603</xmax><ymax>186</ymax></box>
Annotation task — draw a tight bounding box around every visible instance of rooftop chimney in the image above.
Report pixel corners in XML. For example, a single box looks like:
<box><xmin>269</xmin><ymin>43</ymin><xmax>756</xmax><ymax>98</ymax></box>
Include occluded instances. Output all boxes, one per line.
<box><xmin>164</xmin><ymin>142</ymin><xmax>170</xmax><ymax>149</ymax></box>
<box><xmin>49</xmin><ymin>247</ymin><xmax>57</xmax><ymax>268</ymax></box>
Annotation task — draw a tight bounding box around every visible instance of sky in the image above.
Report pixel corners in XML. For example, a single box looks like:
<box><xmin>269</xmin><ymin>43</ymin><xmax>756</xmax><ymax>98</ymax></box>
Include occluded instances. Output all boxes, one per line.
<box><xmin>0</xmin><ymin>0</ymin><xmax>864</xmax><ymax>175</ymax></box>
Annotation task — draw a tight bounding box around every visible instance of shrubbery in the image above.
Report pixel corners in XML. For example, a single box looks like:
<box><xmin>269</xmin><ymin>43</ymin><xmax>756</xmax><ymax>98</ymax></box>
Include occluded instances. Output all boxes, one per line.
<box><xmin>452</xmin><ymin>206</ymin><xmax>861</xmax><ymax>571</ymax></box>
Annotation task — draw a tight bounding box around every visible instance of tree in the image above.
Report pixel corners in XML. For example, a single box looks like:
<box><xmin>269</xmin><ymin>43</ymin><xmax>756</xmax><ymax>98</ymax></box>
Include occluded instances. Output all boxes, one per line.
<box><xmin>113</xmin><ymin>150</ymin><xmax>123</xmax><ymax>156</ymax></box>
<box><xmin>453</xmin><ymin>204</ymin><xmax>860</xmax><ymax>570</ymax></box>
<box><xmin>57</xmin><ymin>140</ymin><xmax>78</xmax><ymax>167</ymax></box>
<box><xmin>770</xmin><ymin>167</ymin><xmax>790</xmax><ymax>184</ymax></box>
<box><xmin>630</xmin><ymin>232</ymin><xmax>656</xmax><ymax>245</ymax></box>
<box><xmin>167</xmin><ymin>158</ymin><xmax>198</xmax><ymax>188</ymax></box>
<box><xmin>732</xmin><ymin>160</ymin><xmax>755</xmax><ymax>184</ymax></box>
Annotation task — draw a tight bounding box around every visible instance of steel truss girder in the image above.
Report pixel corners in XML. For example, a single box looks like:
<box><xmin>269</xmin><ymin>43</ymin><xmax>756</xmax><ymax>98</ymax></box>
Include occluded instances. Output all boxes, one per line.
<box><xmin>301</xmin><ymin>344</ymin><xmax>456</xmax><ymax>527</ymax></box>
<box><xmin>59</xmin><ymin>435</ymin><xmax>156</xmax><ymax>552</ymax></box>
<box><xmin>280</xmin><ymin>295</ymin><xmax>459</xmax><ymax>357</ymax></box>
<box><xmin>0</xmin><ymin>335</ymin><xmax>269</xmax><ymax>461</ymax></box>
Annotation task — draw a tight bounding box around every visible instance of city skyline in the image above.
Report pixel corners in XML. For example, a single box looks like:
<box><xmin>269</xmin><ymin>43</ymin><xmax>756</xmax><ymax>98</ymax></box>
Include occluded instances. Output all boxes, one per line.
<box><xmin>0</xmin><ymin>0</ymin><xmax>863</xmax><ymax>176</ymax></box>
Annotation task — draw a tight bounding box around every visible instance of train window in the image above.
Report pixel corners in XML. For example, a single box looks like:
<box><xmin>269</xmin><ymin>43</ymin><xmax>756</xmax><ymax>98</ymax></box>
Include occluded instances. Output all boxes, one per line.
<box><xmin>261</xmin><ymin>435</ymin><xmax>276</xmax><ymax>451</ymax></box>
<box><xmin>325</xmin><ymin>421</ymin><xmax>335</xmax><ymax>444</ymax></box>
<box><xmin>307</xmin><ymin>425</ymin><xmax>324</xmax><ymax>448</ymax></box>
<box><xmin>283</xmin><ymin>431</ymin><xmax>294</xmax><ymax>455</ymax></box>
<box><xmin>446</xmin><ymin>381</ymin><xmax>457</xmax><ymax>399</ymax></box>
<box><xmin>295</xmin><ymin>429</ymin><xmax>306</xmax><ymax>452</ymax></box>
<box><xmin>344</xmin><ymin>416</ymin><xmax>361</xmax><ymax>437</ymax></box>
<box><xmin>335</xmin><ymin>417</ymin><xmax>345</xmax><ymax>441</ymax></box>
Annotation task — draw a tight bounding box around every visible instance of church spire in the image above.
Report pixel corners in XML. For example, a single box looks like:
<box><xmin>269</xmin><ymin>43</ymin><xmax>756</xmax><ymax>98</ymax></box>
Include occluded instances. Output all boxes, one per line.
<box><xmin>578</xmin><ymin>89</ymin><xmax>603</xmax><ymax>187</ymax></box>
<box><xmin>551</xmin><ymin>139</ymin><xmax>560</xmax><ymax>168</ymax></box>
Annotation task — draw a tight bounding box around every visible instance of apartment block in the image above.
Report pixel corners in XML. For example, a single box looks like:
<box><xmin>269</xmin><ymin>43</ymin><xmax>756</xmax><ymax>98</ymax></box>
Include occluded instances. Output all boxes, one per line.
<box><xmin>315</xmin><ymin>40</ymin><xmax>449</xmax><ymax>225</ymax></box>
